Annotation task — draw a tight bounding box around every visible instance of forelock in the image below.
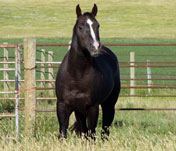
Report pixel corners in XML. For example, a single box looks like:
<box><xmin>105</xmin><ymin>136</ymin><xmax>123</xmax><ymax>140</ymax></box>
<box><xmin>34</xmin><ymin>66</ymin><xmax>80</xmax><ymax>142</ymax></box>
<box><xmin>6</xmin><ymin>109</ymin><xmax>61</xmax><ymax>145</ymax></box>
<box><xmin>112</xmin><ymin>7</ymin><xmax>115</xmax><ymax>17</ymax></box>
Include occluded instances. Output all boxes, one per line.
<box><xmin>83</xmin><ymin>12</ymin><xmax>93</xmax><ymax>17</ymax></box>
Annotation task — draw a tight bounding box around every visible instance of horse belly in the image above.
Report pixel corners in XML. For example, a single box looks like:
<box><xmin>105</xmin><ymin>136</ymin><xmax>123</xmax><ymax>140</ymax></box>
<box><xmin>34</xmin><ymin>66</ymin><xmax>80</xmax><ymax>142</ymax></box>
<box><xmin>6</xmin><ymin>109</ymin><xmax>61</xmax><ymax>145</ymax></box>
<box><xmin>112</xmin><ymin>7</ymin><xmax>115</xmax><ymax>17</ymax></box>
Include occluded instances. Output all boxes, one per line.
<box><xmin>91</xmin><ymin>73</ymin><xmax>114</xmax><ymax>104</ymax></box>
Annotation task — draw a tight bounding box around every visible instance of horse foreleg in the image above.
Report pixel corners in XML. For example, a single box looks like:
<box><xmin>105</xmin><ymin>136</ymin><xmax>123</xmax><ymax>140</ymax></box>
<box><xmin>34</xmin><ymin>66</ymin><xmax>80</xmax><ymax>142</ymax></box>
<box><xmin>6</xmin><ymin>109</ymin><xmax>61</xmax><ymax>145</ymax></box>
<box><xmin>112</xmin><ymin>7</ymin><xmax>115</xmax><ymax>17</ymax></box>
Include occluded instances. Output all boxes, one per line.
<box><xmin>87</xmin><ymin>105</ymin><xmax>99</xmax><ymax>139</ymax></box>
<box><xmin>57</xmin><ymin>101</ymin><xmax>72</xmax><ymax>139</ymax></box>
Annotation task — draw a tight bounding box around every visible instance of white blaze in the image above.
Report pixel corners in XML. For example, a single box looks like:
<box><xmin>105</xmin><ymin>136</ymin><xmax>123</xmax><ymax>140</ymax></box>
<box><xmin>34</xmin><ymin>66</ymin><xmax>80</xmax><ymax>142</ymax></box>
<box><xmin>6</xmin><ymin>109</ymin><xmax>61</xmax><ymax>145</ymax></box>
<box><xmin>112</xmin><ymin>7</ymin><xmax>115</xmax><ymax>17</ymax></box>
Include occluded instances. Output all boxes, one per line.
<box><xmin>87</xmin><ymin>19</ymin><xmax>99</xmax><ymax>50</ymax></box>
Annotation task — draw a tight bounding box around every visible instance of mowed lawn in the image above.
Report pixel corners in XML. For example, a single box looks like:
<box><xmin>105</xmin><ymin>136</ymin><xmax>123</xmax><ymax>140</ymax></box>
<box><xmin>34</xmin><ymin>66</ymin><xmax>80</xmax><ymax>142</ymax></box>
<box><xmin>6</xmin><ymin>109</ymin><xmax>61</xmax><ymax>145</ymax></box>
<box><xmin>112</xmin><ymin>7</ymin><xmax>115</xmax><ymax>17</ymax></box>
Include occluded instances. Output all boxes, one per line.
<box><xmin>0</xmin><ymin>0</ymin><xmax>176</xmax><ymax>38</ymax></box>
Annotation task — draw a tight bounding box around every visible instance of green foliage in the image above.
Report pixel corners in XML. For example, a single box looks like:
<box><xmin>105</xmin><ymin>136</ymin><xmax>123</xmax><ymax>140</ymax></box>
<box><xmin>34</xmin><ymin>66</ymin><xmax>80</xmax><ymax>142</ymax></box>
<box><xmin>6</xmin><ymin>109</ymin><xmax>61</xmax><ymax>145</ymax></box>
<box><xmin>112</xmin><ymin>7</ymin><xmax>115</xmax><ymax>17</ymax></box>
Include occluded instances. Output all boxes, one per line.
<box><xmin>0</xmin><ymin>84</ymin><xmax>15</xmax><ymax>113</ymax></box>
<box><xmin>0</xmin><ymin>100</ymin><xmax>14</xmax><ymax>113</ymax></box>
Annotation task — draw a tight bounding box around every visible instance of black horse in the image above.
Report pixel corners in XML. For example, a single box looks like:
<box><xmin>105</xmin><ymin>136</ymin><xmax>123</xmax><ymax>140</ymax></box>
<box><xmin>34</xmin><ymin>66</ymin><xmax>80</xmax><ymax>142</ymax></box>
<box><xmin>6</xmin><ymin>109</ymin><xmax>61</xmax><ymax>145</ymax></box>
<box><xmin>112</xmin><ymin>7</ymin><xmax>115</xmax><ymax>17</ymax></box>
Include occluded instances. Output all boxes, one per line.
<box><xmin>56</xmin><ymin>4</ymin><xmax>121</xmax><ymax>139</ymax></box>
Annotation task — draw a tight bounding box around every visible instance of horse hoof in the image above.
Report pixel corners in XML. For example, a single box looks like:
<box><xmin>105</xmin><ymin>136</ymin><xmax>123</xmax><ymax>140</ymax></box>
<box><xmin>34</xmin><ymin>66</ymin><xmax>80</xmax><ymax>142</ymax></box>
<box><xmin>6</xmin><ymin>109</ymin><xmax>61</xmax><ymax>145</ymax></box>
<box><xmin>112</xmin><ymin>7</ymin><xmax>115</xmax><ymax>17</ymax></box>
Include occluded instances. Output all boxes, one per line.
<box><xmin>58</xmin><ymin>134</ymin><xmax>67</xmax><ymax>140</ymax></box>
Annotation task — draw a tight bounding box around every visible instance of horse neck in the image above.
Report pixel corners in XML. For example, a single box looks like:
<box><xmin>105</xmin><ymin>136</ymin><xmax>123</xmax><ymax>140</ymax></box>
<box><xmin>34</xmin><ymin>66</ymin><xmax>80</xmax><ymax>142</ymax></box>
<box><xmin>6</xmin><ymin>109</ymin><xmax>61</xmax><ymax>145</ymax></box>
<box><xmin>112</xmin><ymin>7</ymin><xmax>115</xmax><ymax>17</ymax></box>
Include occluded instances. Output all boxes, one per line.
<box><xmin>67</xmin><ymin>36</ymin><xmax>92</xmax><ymax>72</ymax></box>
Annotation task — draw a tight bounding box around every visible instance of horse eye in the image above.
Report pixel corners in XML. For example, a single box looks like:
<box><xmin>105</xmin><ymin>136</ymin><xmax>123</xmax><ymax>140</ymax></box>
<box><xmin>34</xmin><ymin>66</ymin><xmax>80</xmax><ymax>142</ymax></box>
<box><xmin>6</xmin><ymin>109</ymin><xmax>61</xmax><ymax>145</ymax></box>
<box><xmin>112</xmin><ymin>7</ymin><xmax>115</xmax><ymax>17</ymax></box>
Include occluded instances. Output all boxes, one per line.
<box><xmin>78</xmin><ymin>24</ymin><xmax>84</xmax><ymax>30</ymax></box>
<box><xmin>79</xmin><ymin>26</ymin><xmax>83</xmax><ymax>30</ymax></box>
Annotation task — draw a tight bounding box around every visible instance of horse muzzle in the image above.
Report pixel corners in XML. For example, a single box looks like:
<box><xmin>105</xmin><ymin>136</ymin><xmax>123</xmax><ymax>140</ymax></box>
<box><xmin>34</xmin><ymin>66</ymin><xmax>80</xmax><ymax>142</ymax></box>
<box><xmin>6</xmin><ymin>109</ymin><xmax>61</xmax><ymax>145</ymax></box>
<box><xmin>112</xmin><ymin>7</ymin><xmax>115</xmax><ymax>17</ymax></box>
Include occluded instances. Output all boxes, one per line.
<box><xmin>90</xmin><ymin>41</ymin><xmax>101</xmax><ymax>55</ymax></box>
<box><xmin>94</xmin><ymin>40</ymin><xmax>99</xmax><ymax>50</ymax></box>
<box><xmin>91</xmin><ymin>42</ymin><xmax>101</xmax><ymax>55</ymax></box>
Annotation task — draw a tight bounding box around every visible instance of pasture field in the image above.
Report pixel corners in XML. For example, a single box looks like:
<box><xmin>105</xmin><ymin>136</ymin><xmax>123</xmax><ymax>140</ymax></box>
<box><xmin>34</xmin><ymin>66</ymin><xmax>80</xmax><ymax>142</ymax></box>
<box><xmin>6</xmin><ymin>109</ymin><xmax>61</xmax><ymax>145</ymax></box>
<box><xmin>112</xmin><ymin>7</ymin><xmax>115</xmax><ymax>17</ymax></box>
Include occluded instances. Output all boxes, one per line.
<box><xmin>0</xmin><ymin>0</ymin><xmax>176</xmax><ymax>38</ymax></box>
<box><xmin>0</xmin><ymin>38</ymin><xmax>176</xmax><ymax>150</ymax></box>
<box><xmin>0</xmin><ymin>97</ymin><xmax>176</xmax><ymax>151</ymax></box>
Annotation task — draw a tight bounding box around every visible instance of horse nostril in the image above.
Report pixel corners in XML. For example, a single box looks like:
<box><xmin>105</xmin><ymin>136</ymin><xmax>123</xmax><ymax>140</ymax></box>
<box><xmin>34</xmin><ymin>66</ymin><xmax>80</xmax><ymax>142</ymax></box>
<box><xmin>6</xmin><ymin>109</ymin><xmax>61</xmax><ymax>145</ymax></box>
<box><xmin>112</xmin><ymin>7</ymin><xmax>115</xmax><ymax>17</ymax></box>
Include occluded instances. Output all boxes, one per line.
<box><xmin>90</xmin><ymin>41</ymin><xmax>100</xmax><ymax>50</ymax></box>
<box><xmin>98</xmin><ymin>42</ymin><xmax>101</xmax><ymax>48</ymax></box>
<box><xmin>90</xmin><ymin>43</ymin><xmax>93</xmax><ymax>47</ymax></box>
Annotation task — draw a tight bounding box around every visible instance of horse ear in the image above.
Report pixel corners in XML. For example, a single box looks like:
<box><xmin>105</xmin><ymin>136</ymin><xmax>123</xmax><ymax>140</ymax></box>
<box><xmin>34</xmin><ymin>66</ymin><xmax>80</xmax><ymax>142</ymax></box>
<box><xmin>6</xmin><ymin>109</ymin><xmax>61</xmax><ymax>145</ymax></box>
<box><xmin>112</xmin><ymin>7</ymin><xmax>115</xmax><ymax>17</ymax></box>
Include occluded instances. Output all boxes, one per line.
<box><xmin>76</xmin><ymin>4</ymin><xmax>82</xmax><ymax>18</ymax></box>
<box><xmin>92</xmin><ymin>4</ymin><xmax>98</xmax><ymax>17</ymax></box>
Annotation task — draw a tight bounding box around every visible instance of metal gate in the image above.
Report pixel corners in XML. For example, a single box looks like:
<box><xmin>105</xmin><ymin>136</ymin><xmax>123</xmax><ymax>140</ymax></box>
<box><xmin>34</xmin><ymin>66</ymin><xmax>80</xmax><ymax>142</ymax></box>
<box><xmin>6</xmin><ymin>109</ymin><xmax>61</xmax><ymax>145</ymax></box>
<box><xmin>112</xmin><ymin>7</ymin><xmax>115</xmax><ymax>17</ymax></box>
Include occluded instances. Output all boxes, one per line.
<box><xmin>0</xmin><ymin>44</ymin><xmax>21</xmax><ymax>138</ymax></box>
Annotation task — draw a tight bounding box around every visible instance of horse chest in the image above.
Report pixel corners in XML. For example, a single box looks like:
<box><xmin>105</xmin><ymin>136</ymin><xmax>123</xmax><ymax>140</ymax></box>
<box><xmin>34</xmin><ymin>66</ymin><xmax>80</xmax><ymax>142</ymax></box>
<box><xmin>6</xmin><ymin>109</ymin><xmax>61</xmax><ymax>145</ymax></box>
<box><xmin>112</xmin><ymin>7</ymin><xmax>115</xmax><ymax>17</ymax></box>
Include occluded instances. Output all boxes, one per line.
<box><xmin>65</xmin><ymin>79</ymin><xmax>90</xmax><ymax>100</ymax></box>
<box><xmin>64</xmin><ymin>88</ymin><xmax>92</xmax><ymax>112</ymax></box>
<box><xmin>64</xmin><ymin>72</ymin><xmax>112</xmax><ymax>106</ymax></box>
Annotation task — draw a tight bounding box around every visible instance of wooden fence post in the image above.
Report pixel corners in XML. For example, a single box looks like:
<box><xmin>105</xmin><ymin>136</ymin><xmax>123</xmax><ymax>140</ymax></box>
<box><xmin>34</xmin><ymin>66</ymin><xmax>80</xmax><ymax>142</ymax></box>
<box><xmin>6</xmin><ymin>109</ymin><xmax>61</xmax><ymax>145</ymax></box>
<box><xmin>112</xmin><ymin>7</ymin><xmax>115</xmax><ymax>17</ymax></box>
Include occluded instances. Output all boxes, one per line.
<box><xmin>48</xmin><ymin>51</ymin><xmax>54</xmax><ymax>96</ymax></box>
<box><xmin>17</xmin><ymin>46</ymin><xmax>21</xmax><ymax>84</ymax></box>
<box><xmin>130</xmin><ymin>52</ymin><xmax>135</xmax><ymax>97</ymax></box>
<box><xmin>147</xmin><ymin>60</ymin><xmax>152</xmax><ymax>93</ymax></box>
<box><xmin>24</xmin><ymin>39</ymin><xmax>36</xmax><ymax>136</ymax></box>
<box><xmin>3</xmin><ymin>42</ymin><xmax>9</xmax><ymax>98</ymax></box>
<box><xmin>41</xmin><ymin>49</ymin><xmax>45</xmax><ymax>88</ymax></box>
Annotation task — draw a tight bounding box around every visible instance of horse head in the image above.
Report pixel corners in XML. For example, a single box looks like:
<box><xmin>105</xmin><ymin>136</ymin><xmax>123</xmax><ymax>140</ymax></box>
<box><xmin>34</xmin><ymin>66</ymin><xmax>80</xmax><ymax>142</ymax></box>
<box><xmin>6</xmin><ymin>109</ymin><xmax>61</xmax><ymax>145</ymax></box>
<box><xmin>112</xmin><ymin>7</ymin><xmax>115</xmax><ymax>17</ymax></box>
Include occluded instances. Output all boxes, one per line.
<box><xmin>72</xmin><ymin>4</ymin><xmax>101</xmax><ymax>56</ymax></box>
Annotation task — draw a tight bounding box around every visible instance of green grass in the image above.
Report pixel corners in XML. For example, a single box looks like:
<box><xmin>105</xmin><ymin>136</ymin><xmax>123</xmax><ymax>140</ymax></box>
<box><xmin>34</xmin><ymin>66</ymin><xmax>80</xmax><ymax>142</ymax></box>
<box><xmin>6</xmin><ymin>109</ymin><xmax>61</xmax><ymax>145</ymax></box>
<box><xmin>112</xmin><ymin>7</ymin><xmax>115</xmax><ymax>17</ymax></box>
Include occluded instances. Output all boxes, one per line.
<box><xmin>0</xmin><ymin>0</ymin><xmax>176</xmax><ymax>38</ymax></box>
<box><xmin>1</xmin><ymin>97</ymin><xmax>176</xmax><ymax>151</ymax></box>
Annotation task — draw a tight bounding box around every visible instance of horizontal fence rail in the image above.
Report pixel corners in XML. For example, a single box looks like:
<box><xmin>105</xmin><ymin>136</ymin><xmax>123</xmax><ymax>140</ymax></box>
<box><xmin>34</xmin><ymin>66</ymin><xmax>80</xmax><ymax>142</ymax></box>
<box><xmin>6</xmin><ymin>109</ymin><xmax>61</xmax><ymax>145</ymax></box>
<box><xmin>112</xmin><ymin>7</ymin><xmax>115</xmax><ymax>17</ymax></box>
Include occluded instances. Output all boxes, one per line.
<box><xmin>121</xmin><ymin>78</ymin><xmax>176</xmax><ymax>81</ymax></box>
<box><xmin>35</xmin><ymin>107</ymin><xmax>176</xmax><ymax>113</ymax></box>
<box><xmin>1</xmin><ymin>94</ymin><xmax>176</xmax><ymax>102</ymax></box>
<box><xmin>120</xmin><ymin>65</ymin><xmax>176</xmax><ymax>67</ymax></box>
<box><xmin>1</xmin><ymin>78</ymin><xmax>175</xmax><ymax>82</ymax></box>
<box><xmin>0</xmin><ymin>113</ymin><xmax>16</xmax><ymax>117</ymax></box>
<box><xmin>35</xmin><ymin>86</ymin><xmax>176</xmax><ymax>90</ymax></box>
<box><xmin>35</xmin><ymin>43</ymin><xmax>176</xmax><ymax>47</ymax></box>
<box><xmin>0</xmin><ymin>68</ymin><xmax>16</xmax><ymax>71</ymax></box>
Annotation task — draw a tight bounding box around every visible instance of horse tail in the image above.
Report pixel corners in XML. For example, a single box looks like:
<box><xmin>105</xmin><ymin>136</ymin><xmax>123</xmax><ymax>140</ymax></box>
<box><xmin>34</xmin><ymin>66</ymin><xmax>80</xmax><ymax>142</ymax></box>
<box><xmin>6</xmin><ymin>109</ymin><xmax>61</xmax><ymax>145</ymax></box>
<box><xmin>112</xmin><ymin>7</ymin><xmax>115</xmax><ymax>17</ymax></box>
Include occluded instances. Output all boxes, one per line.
<box><xmin>70</xmin><ymin>120</ymin><xmax>85</xmax><ymax>135</ymax></box>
